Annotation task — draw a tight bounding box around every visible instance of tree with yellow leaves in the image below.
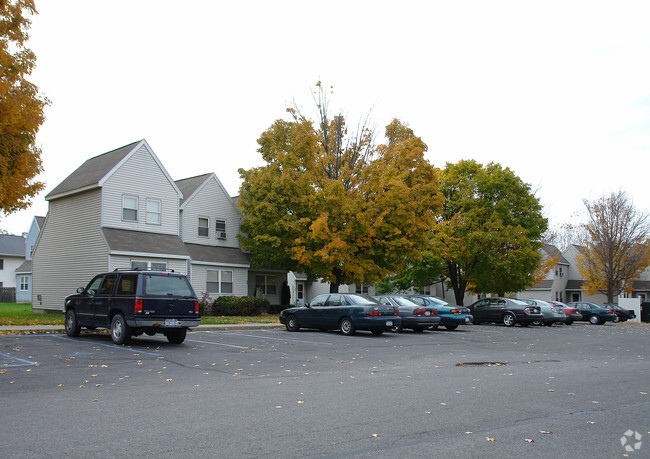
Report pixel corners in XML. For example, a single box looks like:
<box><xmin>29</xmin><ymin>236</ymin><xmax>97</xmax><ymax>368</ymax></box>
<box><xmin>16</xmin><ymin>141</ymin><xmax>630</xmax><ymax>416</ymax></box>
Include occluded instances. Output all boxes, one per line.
<box><xmin>576</xmin><ymin>190</ymin><xmax>650</xmax><ymax>303</ymax></box>
<box><xmin>0</xmin><ymin>0</ymin><xmax>49</xmax><ymax>215</ymax></box>
<box><xmin>238</xmin><ymin>84</ymin><xmax>443</xmax><ymax>292</ymax></box>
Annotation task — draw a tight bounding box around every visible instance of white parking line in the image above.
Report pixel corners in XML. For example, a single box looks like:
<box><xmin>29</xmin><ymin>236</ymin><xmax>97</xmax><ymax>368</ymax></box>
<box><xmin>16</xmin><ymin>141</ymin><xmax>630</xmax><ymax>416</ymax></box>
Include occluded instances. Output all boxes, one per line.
<box><xmin>185</xmin><ymin>339</ymin><xmax>249</xmax><ymax>349</ymax></box>
<box><xmin>201</xmin><ymin>330</ymin><xmax>334</xmax><ymax>346</ymax></box>
<box><xmin>53</xmin><ymin>336</ymin><xmax>162</xmax><ymax>356</ymax></box>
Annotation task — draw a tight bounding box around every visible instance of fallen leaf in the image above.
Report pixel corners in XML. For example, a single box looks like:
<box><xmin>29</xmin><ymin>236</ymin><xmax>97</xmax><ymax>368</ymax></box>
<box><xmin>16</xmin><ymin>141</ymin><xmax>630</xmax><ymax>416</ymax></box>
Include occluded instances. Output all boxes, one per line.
<box><xmin>371</xmin><ymin>434</ymin><xmax>379</xmax><ymax>438</ymax></box>
<box><xmin>525</xmin><ymin>439</ymin><xmax>534</xmax><ymax>443</ymax></box>
<box><xmin>57</xmin><ymin>384</ymin><xmax>64</xmax><ymax>387</ymax></box>
<box><xmin>587</xmin><ymin>421</ymin><xmax>596</xmax><ymax>424</ymax></box>
<box><xmin>486</xmin><ymin>437</ymin><xmax>496</xmax><ymax>442</ymax></box>
<box><xmin>91</xmin><ymin>399</ymin><xmax>99</xmax><ymax>402</ymax></box>
<box><xmin>640</xmin><ymin>392</ymin><xmax>647</xmax><ymax>395</ymax></box>
<box><xmin>539</xmin><ymin>430</ymin><xmax>552</xmax><ymax>434</ymax></box>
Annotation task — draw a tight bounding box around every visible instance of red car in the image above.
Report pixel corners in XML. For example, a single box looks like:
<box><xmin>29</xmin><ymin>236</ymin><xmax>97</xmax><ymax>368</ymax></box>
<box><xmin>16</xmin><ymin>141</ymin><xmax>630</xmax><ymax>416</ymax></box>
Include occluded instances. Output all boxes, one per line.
<box><xmin>550</xmin><ymin>301</ymin><xmax>582</xmax><ymax>325</ymax></box>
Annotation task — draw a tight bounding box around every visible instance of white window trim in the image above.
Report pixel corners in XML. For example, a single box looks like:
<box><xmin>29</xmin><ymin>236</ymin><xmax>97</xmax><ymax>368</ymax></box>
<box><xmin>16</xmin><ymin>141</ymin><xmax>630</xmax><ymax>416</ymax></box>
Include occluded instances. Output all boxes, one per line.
<box><xmin>122</xmin><ymin>195</ymin><xmax>138</xmax><ymax>222</ymax></box>
<box><xmin>198</xmin><ymin>216</ymin><xmax>210</xmax><ymax>238</ymax></box>
<box><xmin>215</xmin><ymin>219</ymin><xmax>227</xmax><ymax>239</ymax></box>
<box><xmin>146</xmin><ymin>198</ymin><xmax>162</xmax><ymax>225</ymax></box>
<box><xmin>206</xmin><ymin>269</ymin><xmax>234</xmax><ymax>294</ymax></box>
<box><xmin>20</xmin><ymin>275</ymin><xmax>29</xmax><ymax>291</ymax></box>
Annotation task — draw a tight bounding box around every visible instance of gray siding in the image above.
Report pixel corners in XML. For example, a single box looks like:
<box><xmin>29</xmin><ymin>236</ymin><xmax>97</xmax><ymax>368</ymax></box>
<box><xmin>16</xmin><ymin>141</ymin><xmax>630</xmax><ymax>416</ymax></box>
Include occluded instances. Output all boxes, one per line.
<box><xmin>181</xmin><ymin>176</ymin><xmax>241</xmax><ymax>248</ymax></box>
<box><xmin>191</xmin><ymin>263</ymin><xmax>248</xmax><ymax>300</ymax></box>
<box><xmin>102</xmin><ymin>145</ymin><xmax>179</xmax><ymax>235</ymax></box>
<box><xmin>32</xmin><ymin>190</ymin><xmax>107</xmax><ymax>311</ymax></box>
<box><xmin>109</xmin><ymin>255</ymin><xmax>188</xmax><ymax>274</ymax></box>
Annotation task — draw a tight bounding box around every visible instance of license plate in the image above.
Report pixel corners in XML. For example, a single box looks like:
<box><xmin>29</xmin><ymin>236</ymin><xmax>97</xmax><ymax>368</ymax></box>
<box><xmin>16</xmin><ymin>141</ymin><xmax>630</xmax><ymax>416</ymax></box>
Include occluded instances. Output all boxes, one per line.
<box><xmin>424</xmin><ymin>311</ymin><xmax>431</xmax><ymax>316</ymax></box>
<box><xmin>165</xmin><ymin>319</ymin><xmax>181</xmax><ymax>327</ymax></box>
<box><xmin>386</xmin><ymin>320</ymin><xmax>393</xmax><ymax>327</ymax></box>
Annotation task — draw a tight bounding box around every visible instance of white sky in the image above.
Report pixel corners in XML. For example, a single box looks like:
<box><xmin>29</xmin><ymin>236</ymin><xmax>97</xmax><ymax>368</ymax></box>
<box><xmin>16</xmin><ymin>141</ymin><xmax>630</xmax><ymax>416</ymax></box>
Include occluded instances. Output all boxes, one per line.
<box><xmin>2</xmin><ymin>0</ymin><xmax>650</xmax><ymax>235</ymax></box>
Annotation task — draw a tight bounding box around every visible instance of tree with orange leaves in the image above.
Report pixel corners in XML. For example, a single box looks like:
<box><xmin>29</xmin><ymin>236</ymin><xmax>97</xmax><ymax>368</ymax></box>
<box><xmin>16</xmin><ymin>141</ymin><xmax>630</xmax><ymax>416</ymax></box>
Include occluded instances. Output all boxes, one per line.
<box><xmin>0</xmin><ymin>0</ymin><xmax>49</xmax><ymax>215</ymax></box>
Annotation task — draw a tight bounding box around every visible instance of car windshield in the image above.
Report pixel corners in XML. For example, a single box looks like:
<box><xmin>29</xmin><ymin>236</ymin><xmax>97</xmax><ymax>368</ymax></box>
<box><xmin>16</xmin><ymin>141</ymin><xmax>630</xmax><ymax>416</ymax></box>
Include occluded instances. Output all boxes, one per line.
<box><xmin>510</xmin><ymin>299</ymin><xmax>529</xmax><ymax>306</ymax></box>
<box><xmin>347</xmin><ymin>294</ymin><xmax>381</xmax><ymax>305</ymax></box>
<box><xmin>392</xmin><ymin>297</ymin><xmax>419</xmax><ymax>306</ymax></box>
<box><xmin>143</xmin><ymin>274</ymin><xmax>194</xmax><ymax>297</ymax></box>
<box><xmin>426</xmin><ymin>296</ymin><xmax>449</xmax><ymax>306</ymax></box>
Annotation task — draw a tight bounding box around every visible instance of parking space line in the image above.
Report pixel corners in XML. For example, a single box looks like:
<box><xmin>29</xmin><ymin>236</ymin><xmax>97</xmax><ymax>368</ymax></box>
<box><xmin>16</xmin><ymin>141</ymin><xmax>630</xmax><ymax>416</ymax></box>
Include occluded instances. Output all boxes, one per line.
<box><xmin>200</xmin><ymin>330</ymin><xmax>334</xmax><ymax>346</ymax></box>
<box><xmin>52</xmin><ymin>336</ymin><xmax>162</xmax><ymax>356</ymax></box>
<box><xmin>0</xmin><ymin>352</ymin><xmax>38</xmax><ymax>368</ymax></box>
<box><xmin>185</xmin><ymin>339</ymin><xmax>249</xmax><ymax>349</ymax></box>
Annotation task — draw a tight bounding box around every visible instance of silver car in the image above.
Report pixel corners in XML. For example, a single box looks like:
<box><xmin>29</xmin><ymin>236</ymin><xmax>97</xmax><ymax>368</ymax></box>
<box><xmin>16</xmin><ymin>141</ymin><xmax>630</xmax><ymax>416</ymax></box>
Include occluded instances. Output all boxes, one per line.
<box><xmin>519</xmin><ymin>298</ymin><xmax>566</xmax><ymax>326</ymax></box>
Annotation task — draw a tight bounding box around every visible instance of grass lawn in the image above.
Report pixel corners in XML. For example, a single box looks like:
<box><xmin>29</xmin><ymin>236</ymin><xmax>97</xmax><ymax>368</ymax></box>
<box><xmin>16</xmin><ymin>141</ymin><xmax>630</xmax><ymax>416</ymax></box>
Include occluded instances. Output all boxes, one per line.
<box><xmin>0</xmin><ymin>303</ymin><xmax>279</xmax><ymax>326</ymax></box>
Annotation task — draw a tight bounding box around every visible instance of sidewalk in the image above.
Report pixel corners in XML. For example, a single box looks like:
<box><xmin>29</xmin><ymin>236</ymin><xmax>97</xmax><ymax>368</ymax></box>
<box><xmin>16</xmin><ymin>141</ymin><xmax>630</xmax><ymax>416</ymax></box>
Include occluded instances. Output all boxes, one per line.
<box><xmin>0</xmin><ymin>323</ymin><xmax>283</xmax><ymax>333</ymax></box>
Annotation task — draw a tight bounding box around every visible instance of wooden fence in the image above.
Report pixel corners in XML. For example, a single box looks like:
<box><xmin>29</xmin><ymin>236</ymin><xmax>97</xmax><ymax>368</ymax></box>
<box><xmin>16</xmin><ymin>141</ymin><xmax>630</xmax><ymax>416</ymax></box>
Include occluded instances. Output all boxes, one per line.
<box><xmin>0</xmin><ymin>287</ymin><xmax>16</xmax><ymax>303</ymax></box>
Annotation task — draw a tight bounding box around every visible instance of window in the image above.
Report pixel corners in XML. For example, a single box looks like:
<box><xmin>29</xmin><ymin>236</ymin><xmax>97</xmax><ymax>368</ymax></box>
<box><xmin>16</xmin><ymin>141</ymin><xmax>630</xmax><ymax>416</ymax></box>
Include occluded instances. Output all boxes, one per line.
<box><xmin>20</xmin><ymin>276</ymin><xmax>29</xmax><ymax>291</ymax></box>
<box><xmin>206</xmin><ymin>269</ymin><xmax>233</xmax><ymax>294</ymax></box>
<box><xmin>146</xmin><ymin>199</ymin><xmax>161</xmax><ymax>225</ymax></box>
<box><xmin>215</xmin><ymin>219</ymin><xmax>227</xmax><ymax>239</ymax></box>
<box><xmin>29</xmin><ymin>245</ymin><xmax>34</xmax><ymax>258</ymax></box>
<box><xmin>116</xmin><ymin>275</ymin><xmax>138</xmax><ymax>295</ymax></box>
<box><xmin>122</xmin><ymin>196</ymin><xmax>138</xmax><ymax>221</ymax></box>
<box><xmin>0</xmin><ymin>259</ymin><xmax>3</xmax><ymax>270</ymax></box>
<box><xmin>255</xmin><ymin>275</ymin><xmax>276</xmax><ymax>295</ymax></box>
<box><xmin>131</xmin><ymin>261</ymin><xmax>167</xmax><ymax>271</ymax></box>
<box><xmin>355</xmin><ymin>284</ymin><xmax>369</xmax><ymax>294</ymax></box>
<box><xmin>198</xmin><ymin>217</ymin><xmax>209</xmax><ymax>237</ymax></box>
<box><xmin>98</xmin><ymin>274</ymin><xmax>118</xmax><ymax>295</ymax></box>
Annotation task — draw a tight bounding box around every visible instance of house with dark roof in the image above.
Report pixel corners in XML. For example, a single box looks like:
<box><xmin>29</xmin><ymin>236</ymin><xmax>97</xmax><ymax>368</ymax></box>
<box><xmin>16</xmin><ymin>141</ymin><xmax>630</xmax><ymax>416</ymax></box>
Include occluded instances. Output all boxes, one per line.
<box><xmin>14</xmin><ymin>216</ymin><xmax>45</xmax><ymax>302</ymax></box>
<box><xmin>32</xmin><ymin>140</ymin><xmax>283</xmax><ymax>312</ymax></box>
<box><xmin>0</xmin><ymin>234</ymin><xmax>26</xmax><ymax>296</ymax></box>
<box><xmin>518</xmin><ymin>244</ymin><xmax>571</xmax><ymax>302</ymax></box>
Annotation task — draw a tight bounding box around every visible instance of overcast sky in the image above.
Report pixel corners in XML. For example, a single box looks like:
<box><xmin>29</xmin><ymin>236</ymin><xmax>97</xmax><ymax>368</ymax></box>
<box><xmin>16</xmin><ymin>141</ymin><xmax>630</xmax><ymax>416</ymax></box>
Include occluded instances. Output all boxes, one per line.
<box><xmin>2</xmin><ymin>0</ymin><xmax>649</xmax><ymax>236</ymax></box>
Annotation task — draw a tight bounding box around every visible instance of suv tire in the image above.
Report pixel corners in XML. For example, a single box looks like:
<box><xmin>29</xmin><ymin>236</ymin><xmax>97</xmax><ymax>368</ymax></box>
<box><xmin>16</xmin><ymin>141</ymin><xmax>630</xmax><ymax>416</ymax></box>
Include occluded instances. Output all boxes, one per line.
<box><xmin>65</xmin><ymin>309</ymin><xmax>81</xmax><ymax>337</ymax></box>
<box><xmin>166</xmin><ymin>328</ymin><xmax>187</xmax><ymax>344</ymax></box>
<box><xmin>111</xmin><ymin>313</ymin><xmax>131</xmax><ymax>345</ymax></box>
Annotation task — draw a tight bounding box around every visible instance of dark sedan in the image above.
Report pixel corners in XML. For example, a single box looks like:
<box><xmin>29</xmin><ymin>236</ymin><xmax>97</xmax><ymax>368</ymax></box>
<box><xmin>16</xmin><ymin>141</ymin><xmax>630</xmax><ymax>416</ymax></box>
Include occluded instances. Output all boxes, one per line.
<box><xmin>279</xmin><ymin>293</ymin><xmax>401</xmax><ymax>336</ymax></box>
<box><xmin>468</xmin><ymin>297</ymin><xmax>543</xmax><ymax>327</ymax></box>
<box><xmin>608</xmin><ymin>304</ymin><xmax>636</xmax><ymax>322</ymax></box>
<box><xmin>567</xmin><ymin>302</ymin><xmax>617</xmax><ymax>325</ymax></box>
<box><xmin>373</xmin><ymin>295</ymin><xmax>441</xmax><ymax>332</ymax></box>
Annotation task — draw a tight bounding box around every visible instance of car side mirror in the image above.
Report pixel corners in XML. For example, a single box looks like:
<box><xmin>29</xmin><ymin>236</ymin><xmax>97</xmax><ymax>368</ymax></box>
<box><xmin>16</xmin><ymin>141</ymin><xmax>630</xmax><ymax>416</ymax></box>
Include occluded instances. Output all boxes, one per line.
<box><xmin>305</xmin><ymin>302</ymin><xmax>311</xmax><ymax>308</ymax></box>
<box><xmin>77</xmin><ymin>287</ymin><xmax>85</xmax><ymax>294</ymax></box>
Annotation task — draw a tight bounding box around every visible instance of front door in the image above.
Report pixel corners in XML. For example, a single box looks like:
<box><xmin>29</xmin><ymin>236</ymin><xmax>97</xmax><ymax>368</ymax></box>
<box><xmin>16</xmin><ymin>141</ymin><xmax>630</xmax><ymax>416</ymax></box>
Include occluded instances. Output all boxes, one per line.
<box><xmin>92</xmin><ymin>274</ymin><xmax>117</xmax><ymax>326</ymax></box>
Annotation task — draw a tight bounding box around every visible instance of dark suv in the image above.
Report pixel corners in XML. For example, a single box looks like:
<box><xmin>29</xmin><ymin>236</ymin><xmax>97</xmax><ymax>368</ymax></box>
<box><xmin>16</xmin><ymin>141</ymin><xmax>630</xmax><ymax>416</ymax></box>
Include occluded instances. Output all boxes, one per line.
<box><xmin>64</xmin><ymin>269</ymin><xmax>200</xmax><ymax>344</ymax></box>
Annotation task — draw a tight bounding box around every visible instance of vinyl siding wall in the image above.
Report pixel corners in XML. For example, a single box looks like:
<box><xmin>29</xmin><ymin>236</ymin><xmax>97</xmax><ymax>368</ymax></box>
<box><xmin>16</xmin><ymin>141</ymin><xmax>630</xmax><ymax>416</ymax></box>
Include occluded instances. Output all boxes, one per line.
<box><xmin>191</xmin><ymin>263</ymin><xmax>248</xmax><ymax>300</ymax></box>
<box><xmin>109</xmin><ymin>255</ymin><xmax>189</xmax><ymax>275</ymax></box>
<box><xmin>32</xmin><ymin>190</ymin><xmax>107</xmax><ymax>311</ymax></box>
<box><xmin>101</xmin><ymin>145</ymin><xmax>179</xmax><ymax>235</ymax></box>
<box><xmin>181</xmin><ymin>177</ymin><xmax>241</xmax><ymax>248</ymax></box>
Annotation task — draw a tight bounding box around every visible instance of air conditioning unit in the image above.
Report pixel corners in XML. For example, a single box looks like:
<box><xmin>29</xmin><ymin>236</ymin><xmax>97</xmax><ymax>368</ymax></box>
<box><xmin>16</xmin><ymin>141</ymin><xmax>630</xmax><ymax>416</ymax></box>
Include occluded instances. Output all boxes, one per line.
<box><xmin>217</xmin><ymin>231</ymin><xmax>227</xmax><ymax>239</ymax></box>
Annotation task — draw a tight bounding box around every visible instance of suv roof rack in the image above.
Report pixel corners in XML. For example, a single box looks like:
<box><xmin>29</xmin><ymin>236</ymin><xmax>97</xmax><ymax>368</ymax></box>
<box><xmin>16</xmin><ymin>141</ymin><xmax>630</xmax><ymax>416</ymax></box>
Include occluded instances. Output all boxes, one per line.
<box><xmin>113</xmin><ymin>268</ymin><xmax>176</xmax><ymax>272</ymax></box>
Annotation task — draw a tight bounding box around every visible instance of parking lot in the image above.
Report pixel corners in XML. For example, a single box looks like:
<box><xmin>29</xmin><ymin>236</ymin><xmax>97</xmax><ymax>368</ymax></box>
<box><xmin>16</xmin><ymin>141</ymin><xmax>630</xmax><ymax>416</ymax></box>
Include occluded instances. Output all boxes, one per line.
<box><xmin>1</xmin><ymin>322</ymin><xmax>649</xmax><ymax>458</ymax></box>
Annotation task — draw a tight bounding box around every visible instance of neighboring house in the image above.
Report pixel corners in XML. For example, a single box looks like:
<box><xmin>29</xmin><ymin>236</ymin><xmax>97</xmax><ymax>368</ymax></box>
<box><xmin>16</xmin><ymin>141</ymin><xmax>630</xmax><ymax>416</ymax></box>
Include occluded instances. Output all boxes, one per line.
<box><xmin>519</xmin><ymin>244</ymin><xmax>570</xmax><ymax>302</ymax></box>
<box><xmin>0</xmin><ymin>234</ymin><xmax>26</xmax><ymax>292</ymax></box>
<box><xmin>32</xmin><ymin>139</ymin><xmax>282</xmax><ymax>313</ymax></box>
<box><xmin>14</xmin><ymin>216</ymin><xmax>45</xmax><ymax>302</ymax></box>
<box><xmin>286</xmin><ymin>271</ymin><xmax>377</xmax><ymax>305</ymax></box>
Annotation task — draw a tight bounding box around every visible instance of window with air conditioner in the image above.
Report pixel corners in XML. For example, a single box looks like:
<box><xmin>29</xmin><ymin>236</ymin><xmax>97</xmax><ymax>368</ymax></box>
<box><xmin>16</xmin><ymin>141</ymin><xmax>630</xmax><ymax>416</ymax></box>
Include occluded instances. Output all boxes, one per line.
<box><xmin>216</xmin><ymin>219</ymin><xmax>227</xmax><ymax>239</ymax></box>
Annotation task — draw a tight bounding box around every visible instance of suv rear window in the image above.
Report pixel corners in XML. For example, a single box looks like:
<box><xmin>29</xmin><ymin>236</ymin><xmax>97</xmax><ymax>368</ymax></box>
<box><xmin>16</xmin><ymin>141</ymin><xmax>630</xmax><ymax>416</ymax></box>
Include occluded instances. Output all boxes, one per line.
<box><xmin>116</xmin><ymin>274</ymin><xmax>138</xmax><ymax>295</ymax></box>
<box><xmin>143</xmin><ymin>274</ymin><xmax>194</xmax><ymax>297</ymax></box>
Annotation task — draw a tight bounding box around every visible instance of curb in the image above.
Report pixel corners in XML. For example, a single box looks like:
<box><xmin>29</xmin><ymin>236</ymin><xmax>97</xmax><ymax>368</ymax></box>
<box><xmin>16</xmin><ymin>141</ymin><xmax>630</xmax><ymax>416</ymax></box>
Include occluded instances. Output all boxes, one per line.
<box><xmin>0</xmin><ymin>323</ymin><xmax>283</xmax><ymax>334</ymax></box>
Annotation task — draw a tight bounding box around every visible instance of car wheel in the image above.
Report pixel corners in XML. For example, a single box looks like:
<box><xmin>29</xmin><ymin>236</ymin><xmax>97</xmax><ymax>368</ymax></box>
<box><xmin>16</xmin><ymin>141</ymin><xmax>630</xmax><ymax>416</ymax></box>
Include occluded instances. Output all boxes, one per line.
<box><xmin>502</xmin><ymin>313</ymin><xmax>515</xmax><ymax>327</ymax></box>
<box><xmin>613</xmin><ymin>316</ymin><xmax>620</xmax><ymax>323</ymax></box>
<box><xmin>65</xmin><ymin>309</ymin><xmax>81</xmax><ymax>337</ymax></box>
<box><xmin>339</xmin><ymin>317</ymin><xmax>356</xmax><ymax>336</ymax></box>
<box><xmin>531</xmin><ymin>320</ymin><xmax>542</xmax><ymax>326</ymax></box>
<box><xmin>589</xmin><ymin>315</ymin><xmax>601</xmax><ymax>325</ymax></box>
<box><xmin>445</xmin><ymin>324</ymin><xmax>458</xmax><ymax>331</ymax></box>
<box><xmin>110</xmin><ymin>313</ymin><xmax>131</xmax><ymax>345</ymax></box>
<box><xmin>371</xmin><ymin>330</ymin><xmax>384</xmax><ymax>336</ymax></box>
<box><xmin>285</xmin><ymin>315</ymin><xmax>300</xmax><ymax>332</ymax></box>
<box><xmin>391</xmin><ymin>323</ymin><xmax>403</xmax><ymax>333</ymax></box>
<box><xmin>166</xmin><ymin>328</ymin><xmax>186</xmax><ymax>344</ymax></box>
<box><xmin>565</xmin><ymin>321</ymin><xmax>573</xmax><ymax>325</ymax></box>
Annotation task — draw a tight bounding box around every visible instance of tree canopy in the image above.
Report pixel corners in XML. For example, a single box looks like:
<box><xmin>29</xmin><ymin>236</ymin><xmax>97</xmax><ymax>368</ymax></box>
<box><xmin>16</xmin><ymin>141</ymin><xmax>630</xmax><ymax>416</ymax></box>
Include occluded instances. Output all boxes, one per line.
<box><xmin>576</xmin><ymin>190</ymin><xmax>650</xmax><ymax>303</ymax></box>
<box><xmin>238</xmin><ymin>87</ymin><xmax>443</xmax><ymax>292</ymax></box>
<box><xmin>0</xmin><ymin>0</ymin><xmax>48</xmax><ymax>215</ymax></box>
<box><xmin>431</xmin><ymin>160</ymin><xmax>547</xmax><ymax>304</ymax></box>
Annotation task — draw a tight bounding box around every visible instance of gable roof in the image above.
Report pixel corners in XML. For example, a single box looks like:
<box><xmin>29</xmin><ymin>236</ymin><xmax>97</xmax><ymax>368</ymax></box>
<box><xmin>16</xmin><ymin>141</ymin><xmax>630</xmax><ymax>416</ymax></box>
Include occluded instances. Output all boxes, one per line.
<box><xmin>46</xmin><ymin>141</ymin><xmax>141</xmax><ymax>200</ymax></box>
<box><xmin>543</xmin><ymin>244</ymin><xmax>569</xmax><ymax>265</ymax></box>
<box><xmin>34</xmin><ymin>216</ymin><xmax>46</xmax><ymax>229</ymax></box>
<box><xmin>176</xmin><ymin>173</ymin><xmax>212</xmax><ymax>206</ymax></box>
<box><xmin>0</xmin><ymin>234</ymin><xmax>25</xmax><ymax>256</ymax></box>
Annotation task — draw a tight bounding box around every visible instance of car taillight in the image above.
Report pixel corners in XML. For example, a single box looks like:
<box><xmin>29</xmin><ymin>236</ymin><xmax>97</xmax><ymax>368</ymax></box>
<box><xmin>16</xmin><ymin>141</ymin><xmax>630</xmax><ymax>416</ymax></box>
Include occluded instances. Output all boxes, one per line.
<box><xmin>135</xmin><ymin>299</ymin><xmax>143</xmax><ymax>314</ymax></box>
<box><xmin>413</xmin><ymin>309</ymin><xmax>426</xmax><ymax>316</ymax></box>
<box><xmin>195</xmin><ymin>301</ymin><xmax>200</xmax><ymax>314</ymax></box>
<box><xmin>525</xmin><ymin>307</ymin><xmax>531</xmax><ymax>313</ymax></box>
<box><xmin>394</xmin><ymin>310</ymin><xmax>399</xmax><ymax>316</ymax></box>
<box><xmin>366</xmin><ymin>311</ymin><xmax>382</xmax><ymax>316</ymax></box>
